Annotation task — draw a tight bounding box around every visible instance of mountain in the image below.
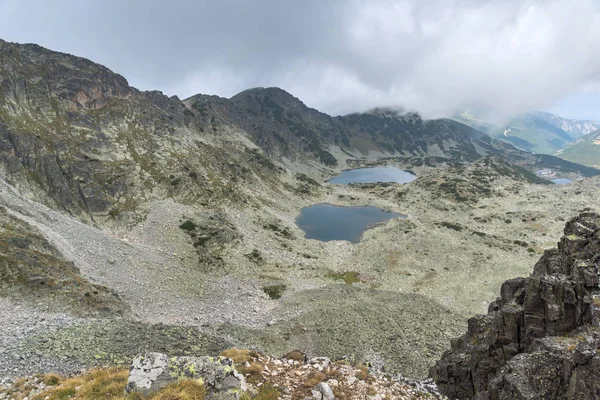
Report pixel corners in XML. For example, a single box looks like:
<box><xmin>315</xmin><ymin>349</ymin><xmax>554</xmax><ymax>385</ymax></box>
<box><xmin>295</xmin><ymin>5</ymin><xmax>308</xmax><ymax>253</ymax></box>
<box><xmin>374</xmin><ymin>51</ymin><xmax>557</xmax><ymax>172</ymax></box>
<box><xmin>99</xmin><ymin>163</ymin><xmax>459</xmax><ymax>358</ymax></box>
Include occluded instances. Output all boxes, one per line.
<box><xmin>455</xmin><ymin>112</ymin><xmax>578</xmax><ymax>154</ymax></box>
<box><xmin>556</xmin><ymin>128</ymin><xmax>600</xmax><ymax>168</ymax></box>
<box><xmin>533</xmin><ymin>110</ymin><xmax>600</xmax><ymax>138</ymax></box>
<box><xmin>3</xmin><ymin>38</ymin><xmax>596</xmax><ymax>225</ymax></box>
<box><xmin>4</xmin><ymin>38</ymin><xmax>600</xmax><ymax>383</ymax></box>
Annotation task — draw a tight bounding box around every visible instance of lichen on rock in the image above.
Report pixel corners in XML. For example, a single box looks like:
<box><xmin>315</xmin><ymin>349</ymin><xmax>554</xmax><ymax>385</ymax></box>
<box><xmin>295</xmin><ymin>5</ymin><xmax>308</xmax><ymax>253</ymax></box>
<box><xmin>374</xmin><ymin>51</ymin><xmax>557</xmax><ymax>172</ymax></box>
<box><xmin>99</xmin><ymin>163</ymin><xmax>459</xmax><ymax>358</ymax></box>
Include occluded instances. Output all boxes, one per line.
<box><xmin>432</xmin><ymin>212</ymin><xmax>600</xmax><ymax>399</ymax></box>
<box><xmin>125</xmin><ymin>352</ymin><xmax>246</xmax><ymax>397</ymax></box>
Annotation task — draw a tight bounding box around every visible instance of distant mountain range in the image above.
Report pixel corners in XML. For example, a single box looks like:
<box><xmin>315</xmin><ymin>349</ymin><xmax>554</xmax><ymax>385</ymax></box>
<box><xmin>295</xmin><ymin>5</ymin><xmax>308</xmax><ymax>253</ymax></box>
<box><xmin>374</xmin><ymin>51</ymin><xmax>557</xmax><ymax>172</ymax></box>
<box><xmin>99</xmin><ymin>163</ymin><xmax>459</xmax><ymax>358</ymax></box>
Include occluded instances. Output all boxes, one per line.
<box><xmin>454</xmin><ymin>111</ymin><xmax>600</xmax><ymax>158</ymax></box>
<box><xmin>556</xmin><ymin>128</ymin><xmax>600</xmax><ymax>168</ymax></box>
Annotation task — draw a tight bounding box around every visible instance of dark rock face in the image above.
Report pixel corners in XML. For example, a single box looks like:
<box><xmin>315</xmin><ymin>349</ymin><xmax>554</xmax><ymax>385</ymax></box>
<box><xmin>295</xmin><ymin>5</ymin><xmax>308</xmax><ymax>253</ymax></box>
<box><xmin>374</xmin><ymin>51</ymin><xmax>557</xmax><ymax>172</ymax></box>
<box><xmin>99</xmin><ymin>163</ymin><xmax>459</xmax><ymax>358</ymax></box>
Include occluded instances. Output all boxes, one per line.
<box><xmin>431</xmin><ymin>212</ymin><xmax>600</xmax><ymax>399</ymax></box>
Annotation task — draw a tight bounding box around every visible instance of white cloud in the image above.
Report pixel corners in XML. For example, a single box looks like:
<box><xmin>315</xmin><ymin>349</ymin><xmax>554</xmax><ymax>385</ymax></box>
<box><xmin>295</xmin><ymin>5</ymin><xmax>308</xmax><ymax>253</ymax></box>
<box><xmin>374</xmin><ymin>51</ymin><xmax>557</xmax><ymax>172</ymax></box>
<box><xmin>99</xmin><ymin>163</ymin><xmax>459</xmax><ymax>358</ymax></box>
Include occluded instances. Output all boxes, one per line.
<box><xmin>1</xmin><ymin>0</ymin><xmax>600</xmax><ymax>119</ymax></box>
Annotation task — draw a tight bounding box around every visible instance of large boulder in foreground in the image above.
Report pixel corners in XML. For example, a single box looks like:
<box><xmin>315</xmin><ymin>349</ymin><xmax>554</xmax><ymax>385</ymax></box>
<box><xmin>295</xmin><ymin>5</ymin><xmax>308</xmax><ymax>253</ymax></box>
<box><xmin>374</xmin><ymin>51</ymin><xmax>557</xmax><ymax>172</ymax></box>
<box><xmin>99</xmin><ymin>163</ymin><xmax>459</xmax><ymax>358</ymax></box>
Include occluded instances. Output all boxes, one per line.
<box><xmin>432</xmin><ymin>212</ymin><xmax>600</xmax><ymax>399</ymax></box>
<box><xmin>125</xmin><ymin>352</ymin><xmax>246</xmax><ymax>397</ymax></box>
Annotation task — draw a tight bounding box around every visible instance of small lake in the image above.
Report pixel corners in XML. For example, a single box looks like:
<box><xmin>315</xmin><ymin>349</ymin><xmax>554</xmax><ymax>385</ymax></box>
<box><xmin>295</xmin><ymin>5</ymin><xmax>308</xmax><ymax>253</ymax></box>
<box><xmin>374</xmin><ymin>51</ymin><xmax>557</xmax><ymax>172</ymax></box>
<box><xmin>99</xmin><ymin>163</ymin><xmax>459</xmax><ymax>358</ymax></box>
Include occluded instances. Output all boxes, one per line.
<box><xmin>296</xmin><ymin>204</ymin><xmax>401</xmax><ymax>243</ymax></box>
<box><xmin>327</xmin><ymin>167</ymin><xmax>416</xmax><ymax>184</ymax></box>
<box><xmin>552</xmin><ymin>179</ymin><xmax>572</xmax><ymax>184</ymax></box>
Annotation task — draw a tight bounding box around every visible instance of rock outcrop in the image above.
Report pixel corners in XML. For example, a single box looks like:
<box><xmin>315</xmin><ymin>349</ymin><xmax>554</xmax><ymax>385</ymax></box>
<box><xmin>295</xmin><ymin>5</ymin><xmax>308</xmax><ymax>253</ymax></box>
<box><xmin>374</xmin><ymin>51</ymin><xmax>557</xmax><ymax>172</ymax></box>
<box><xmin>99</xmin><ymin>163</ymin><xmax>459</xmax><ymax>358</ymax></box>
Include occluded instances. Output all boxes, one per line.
<box><xmin>432</xmin><ymin>212</ymin><xmax>600</xmax><ymax>399</ymax></box>
<box><xmin>125</xmin><ymin>353</ymin><xmax>246</xmax><ymax>397</ymax></box>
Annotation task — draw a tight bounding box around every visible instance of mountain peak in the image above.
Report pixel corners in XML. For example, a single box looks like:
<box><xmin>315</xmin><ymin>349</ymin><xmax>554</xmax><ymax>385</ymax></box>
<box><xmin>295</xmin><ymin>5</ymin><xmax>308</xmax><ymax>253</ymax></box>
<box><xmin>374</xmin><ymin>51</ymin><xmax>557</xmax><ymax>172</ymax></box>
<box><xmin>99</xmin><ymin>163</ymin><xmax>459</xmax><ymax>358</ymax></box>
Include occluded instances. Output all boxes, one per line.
<box><xmin>230</xmin><ymin>86</ymin><xmax>308</xmax><ymax>110</ymax></box>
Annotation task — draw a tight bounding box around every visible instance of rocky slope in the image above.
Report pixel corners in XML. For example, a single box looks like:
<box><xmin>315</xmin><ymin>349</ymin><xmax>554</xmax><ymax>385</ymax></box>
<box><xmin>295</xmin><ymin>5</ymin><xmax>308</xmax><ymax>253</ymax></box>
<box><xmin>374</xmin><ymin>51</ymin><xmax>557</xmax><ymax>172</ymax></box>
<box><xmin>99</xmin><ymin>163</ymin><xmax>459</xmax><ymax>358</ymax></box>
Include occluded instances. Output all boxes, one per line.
<box><xmin>432</xmin><ymin>212</ymin><xmax>600</xmax><ymax>399</ymax></box>
<box><xmin>4</xmin><ymin>37</ymin><xmax>600</xmax><ymax>386</ymax></box>
<box><xmin>2</xmin><ymin>38</ymin><xmax>597</xmax><ymax>227</ymax></box>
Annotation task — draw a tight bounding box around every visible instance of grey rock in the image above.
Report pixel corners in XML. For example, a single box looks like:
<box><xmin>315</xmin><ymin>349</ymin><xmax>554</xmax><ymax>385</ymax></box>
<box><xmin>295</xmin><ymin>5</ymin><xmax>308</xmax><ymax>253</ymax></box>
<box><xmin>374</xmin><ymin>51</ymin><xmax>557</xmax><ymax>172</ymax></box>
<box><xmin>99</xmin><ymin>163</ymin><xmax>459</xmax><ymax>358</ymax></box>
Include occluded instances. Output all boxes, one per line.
<box><xmin>315</xmin><ymin>382</ymin><xmax>335</xmax><ymax>400</ymax></box>
<box><xmin>125</xmin><ymin>352</ymin><xmax>246</xmax><ymax>396</ymax></box>
<box><xmin>432</xmin><ymin>212</ymin><xmax>600</xmax><ymax>399</ymax></box>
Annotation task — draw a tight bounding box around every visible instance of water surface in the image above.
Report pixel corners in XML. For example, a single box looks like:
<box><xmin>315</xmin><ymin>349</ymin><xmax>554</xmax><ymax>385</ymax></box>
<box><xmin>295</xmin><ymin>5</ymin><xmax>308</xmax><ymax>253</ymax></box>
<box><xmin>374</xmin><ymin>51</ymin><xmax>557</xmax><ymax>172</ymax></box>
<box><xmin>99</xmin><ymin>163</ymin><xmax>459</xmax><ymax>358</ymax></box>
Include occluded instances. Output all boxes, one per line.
<box><xmin>296</xmin><ymin>204</ymin><xmax>400</xmax><ymax>243</ymax></box>
<box><xmin>328</xmin><ymin>167</ymin><xmax>416</xmax><ymax>184</ymax></box>
<box><xmin>551</xmin><ymin>179</ymin><xmax>572</xmax><ymax>184</ymax></box>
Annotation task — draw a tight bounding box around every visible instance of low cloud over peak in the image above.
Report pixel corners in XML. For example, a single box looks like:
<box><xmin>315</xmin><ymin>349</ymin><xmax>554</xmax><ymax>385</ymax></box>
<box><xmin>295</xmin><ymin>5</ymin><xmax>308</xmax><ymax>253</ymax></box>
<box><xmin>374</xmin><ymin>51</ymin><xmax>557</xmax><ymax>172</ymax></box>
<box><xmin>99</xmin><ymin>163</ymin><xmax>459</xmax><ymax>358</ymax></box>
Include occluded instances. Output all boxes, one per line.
<box><xmin>1</xmin><ymin>0</ymin><xmax>600</xmax><ymax>119</ymax></box>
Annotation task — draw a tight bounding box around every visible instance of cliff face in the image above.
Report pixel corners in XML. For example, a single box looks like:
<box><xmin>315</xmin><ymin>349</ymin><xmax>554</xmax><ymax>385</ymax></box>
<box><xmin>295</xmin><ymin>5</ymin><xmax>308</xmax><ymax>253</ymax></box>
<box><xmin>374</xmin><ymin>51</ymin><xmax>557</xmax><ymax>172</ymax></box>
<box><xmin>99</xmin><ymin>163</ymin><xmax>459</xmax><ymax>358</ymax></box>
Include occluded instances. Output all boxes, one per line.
<box><xmin>432</xmin><ymin>212</ymin><xmax>600</xmax><ymax>399</ymax></box>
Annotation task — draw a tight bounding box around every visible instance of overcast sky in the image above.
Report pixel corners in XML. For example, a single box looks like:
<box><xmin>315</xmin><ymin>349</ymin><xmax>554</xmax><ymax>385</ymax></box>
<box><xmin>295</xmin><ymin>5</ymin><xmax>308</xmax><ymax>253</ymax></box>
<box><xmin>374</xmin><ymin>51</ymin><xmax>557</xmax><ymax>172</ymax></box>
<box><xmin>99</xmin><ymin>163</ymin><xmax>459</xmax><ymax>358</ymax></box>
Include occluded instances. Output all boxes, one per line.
<box><xmin>1</xmin><ymin>0</ymin><xmax>600</xmax><ymax>120</ymax></box>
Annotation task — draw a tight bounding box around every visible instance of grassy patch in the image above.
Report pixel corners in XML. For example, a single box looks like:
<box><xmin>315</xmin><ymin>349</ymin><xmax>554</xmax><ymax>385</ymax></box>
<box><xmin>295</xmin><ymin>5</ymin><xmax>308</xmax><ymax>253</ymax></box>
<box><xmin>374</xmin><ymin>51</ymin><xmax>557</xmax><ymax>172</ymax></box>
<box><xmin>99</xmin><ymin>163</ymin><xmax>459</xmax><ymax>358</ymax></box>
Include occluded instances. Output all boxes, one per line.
<box><xmin>263</xmin><ymin>284</ymin><xmax>287</xmax><ymax>300</ymax></box>
<box><xmin>302</xmin><ymin>371</ymin><xmax>326</xmax><ymax>388</ymax></box>
<box><xmin>326</xmin><ymin>271</ymin><xmax>361</xmax><ymax>285</ymax></box>
<box><xmin>220</xmin><ymin>347</ymin><xmax>255</xmax><ymax>363</ymax></box>
<box><xmin>245</xmin><ymin>249</ymin><xmax>263</xmax><ymax>263</ymax></box>
<box><xmin>252</xmin><ymin>384</ymin><xmax>281</xmax><ymax>400</ymax></box>
<box><xmin>33</xmin><ymin>368</ymin><xmax>131</xmax><ymax>400</ymax></box>
<box><xmin>32</xmin><ymin>368</ymin><xmax>211</xmax><ymax>400</ymax></box>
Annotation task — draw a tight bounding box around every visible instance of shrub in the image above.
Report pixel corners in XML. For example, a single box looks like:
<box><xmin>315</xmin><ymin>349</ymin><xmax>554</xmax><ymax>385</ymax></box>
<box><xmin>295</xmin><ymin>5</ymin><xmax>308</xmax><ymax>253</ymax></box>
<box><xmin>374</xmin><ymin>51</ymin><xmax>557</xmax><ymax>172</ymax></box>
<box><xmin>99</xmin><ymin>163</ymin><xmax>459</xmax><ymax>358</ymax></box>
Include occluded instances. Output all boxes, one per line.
<box><xmin>43</xmin><ymin>374</ymin><xmax>62</xmax><ymax>386</ymax></box>
<box><xmin>285</xmin><ymin>350</ymin><xmax>305</xmax><ymax>362</ymax></box>
<box><xmin>355</xmin><ymin>364</ymin><xmax>369</xmax><ymax>381</ymax></box>
<box><xmin>220</xmin><ymin>348</ymin><xmax>254</xmax><ymax>363</ymax></box>
<box><xmin>254</xmin><ymin>384</ymin><xmax>280</xmax><ymax>400</ymax></box>
<box><xmin>263</xmin><ymin>284</ymin><xmax>286</xmax><ymax>300</ymax></box>
<box><xmin>179</xmin><ymin>220</ymin><xmax>197</xmax><ymax>231</ymax></box>
<box><xmin>303</xmin><ymin>371</ymin><xmax>326</xmax><ymax>388</ymax></box>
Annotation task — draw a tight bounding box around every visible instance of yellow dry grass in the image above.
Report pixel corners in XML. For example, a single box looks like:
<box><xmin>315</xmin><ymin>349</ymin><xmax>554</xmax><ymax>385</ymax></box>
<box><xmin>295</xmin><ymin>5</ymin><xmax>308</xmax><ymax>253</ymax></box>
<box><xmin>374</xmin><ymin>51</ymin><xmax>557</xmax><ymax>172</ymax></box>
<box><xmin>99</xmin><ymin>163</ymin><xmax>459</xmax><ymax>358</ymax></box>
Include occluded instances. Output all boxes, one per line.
<box><xmin>29</xmin><ymin>368</ymin><xmax>207</xmax><ymax>400</ymax></box>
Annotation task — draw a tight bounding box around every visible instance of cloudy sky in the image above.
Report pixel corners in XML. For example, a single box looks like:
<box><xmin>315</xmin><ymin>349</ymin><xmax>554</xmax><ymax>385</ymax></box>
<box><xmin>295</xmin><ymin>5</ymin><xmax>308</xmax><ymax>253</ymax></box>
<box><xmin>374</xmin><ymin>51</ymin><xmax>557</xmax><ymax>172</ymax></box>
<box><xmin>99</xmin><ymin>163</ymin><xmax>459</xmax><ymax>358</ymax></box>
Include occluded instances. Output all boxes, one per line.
<box><xmin>1</xmin><ymin>0</ymin><xmax>600</xmax><ymax>120</ymax></box>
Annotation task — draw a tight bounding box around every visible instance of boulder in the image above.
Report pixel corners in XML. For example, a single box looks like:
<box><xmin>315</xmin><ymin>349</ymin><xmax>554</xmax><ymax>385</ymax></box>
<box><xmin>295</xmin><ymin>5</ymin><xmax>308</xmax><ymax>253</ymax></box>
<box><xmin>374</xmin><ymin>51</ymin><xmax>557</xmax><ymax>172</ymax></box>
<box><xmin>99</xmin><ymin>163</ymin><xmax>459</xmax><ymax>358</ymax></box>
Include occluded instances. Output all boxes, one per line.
<box><xmin>125</xmin><ymin>352</ymin><xmax>246</xmax><ymax>397</ymax></box>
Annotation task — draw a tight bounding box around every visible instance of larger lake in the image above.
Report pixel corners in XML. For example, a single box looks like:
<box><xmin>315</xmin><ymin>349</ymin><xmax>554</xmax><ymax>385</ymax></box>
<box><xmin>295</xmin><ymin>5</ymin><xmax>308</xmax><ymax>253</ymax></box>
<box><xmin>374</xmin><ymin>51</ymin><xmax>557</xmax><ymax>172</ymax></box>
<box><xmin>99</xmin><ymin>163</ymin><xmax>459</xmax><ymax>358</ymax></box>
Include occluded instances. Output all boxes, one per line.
<box><xmin>328</xmin><ymin>167</ymin><xmax>416</xmax><ymax>184</ymax></box>
<box><xmin>296</xmin><ymin>204</ymin><xmax>401</xmax><ymax>243</ymax></box>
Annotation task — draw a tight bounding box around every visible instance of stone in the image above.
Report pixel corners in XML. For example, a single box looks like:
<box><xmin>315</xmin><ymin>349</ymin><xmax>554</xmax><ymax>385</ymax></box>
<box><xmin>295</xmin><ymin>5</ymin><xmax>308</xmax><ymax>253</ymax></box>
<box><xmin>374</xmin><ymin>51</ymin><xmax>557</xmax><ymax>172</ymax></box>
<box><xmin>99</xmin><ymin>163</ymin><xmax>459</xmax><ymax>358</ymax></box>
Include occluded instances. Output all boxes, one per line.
<box><xmin>432</xmin><ymin>212</ymin><xmax>600</xmax><ymax>399</ymax></box>
<box><xmin>125</xmin><ymin>353</ymin><xmax>246</xmax><ymax>396</ymax></box>
<box><xmin>315</xmin><ymin>382</ymin><xmax>335</xmax><ymax>400</ymax></box>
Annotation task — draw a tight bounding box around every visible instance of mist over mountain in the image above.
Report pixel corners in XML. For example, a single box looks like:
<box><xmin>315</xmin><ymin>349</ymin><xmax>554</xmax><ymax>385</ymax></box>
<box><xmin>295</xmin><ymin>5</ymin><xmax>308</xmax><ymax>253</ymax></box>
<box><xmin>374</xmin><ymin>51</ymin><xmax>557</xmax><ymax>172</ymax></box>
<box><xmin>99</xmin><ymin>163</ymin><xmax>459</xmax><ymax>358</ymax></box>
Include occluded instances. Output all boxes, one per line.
<box><xmin>3</xmin><ymin>2</ymin><xmax>600</xmax><ymax>399</ymax></box>
<box><xmin>2</xmin><ymin>0</ymin><xmax>600</xmax><ymax>119</ymax></box>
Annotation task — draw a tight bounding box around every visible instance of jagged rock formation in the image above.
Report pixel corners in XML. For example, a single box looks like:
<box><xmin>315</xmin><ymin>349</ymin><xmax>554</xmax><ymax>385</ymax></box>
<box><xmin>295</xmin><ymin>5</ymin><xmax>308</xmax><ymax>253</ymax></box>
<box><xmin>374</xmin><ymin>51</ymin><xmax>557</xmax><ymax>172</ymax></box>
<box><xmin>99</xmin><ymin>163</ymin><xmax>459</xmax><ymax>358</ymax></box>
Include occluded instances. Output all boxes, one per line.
<box><xmin>432</xmin><ymin>212</ymin><xmax>600</xmax><ymax>399</ymax></box>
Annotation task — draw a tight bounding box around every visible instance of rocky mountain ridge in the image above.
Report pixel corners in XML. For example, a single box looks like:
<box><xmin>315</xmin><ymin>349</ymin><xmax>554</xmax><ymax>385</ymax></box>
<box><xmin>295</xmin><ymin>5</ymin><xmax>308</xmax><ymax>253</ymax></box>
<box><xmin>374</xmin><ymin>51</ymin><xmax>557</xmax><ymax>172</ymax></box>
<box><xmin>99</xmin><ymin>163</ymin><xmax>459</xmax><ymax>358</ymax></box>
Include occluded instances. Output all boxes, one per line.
<box><xmin>534</xmin><ymin>111</ymin><xmax>600</xmax><ymax>139</ymax></box>
<box><xmin>4</xmin><ymin>38</ymin><xmax>600</xmax><ymax>398</ymax></box>
<box><xmin>432</xmin><ymin>212</ymin><xmax>600</xmax><ymax>399</ymax></box>
<box><xmin>2</xmin><ymin>37</ymin><xmax>597</xmax><ymax>226</ymax></box>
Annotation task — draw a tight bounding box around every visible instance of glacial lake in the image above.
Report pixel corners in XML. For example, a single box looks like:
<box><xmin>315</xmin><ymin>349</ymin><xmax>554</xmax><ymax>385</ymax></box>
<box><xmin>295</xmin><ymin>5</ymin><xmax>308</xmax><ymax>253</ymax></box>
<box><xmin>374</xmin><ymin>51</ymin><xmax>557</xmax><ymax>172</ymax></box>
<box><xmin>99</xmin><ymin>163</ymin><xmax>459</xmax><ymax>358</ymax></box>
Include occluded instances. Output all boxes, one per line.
<box><xmin>328</xmin><ymin>167</ymin><xmax>416</xmax><ymax>184</ymax></box>
<box><xmin>296</xmin><ymin>204</ymin><xmax>401</xmax><ymax>243</ymax></box>
<box><xmin>552</xmin><ymin>179</ymin><xmax>572</xmax><ymax>184</ymax></box>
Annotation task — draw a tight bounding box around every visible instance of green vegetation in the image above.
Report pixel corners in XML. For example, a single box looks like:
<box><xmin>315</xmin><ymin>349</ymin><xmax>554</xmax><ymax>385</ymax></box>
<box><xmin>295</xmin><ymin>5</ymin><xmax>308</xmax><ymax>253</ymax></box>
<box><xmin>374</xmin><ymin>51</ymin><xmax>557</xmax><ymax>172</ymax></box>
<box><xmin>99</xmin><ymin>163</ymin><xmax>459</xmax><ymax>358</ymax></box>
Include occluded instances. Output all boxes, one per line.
<box><xmin>179</xmin><ymin>220</ymin><xmax>197</xmax><ymax>231</ymax></box>
<box><xmin>262</xmin><ymin>284</ymin><xmax>287</xmax><ymax>300</ymax></box>
<box><xmin>436</xmin><ymin>222</ymin><xmax>464</xmax><ymax>232</ymax></box>
<box><xmin>29</xmin><ymin>368</ymin><xmax>209</xmax><ymax>400</ymax></box>
<box><xmin>557</xmin><ymin>129</ymin><xmax>600</xmax><ymax>168</ymax></box>
<box><xmin>253</xmin><ymin>384</ymin><xmax>281</xmax><ymax>400</ymax></box>
<box><xmin>455</xmin><ymin>112</ymin><xmax>576</xmax><ymax>154</ymax></box>
<box><xmin>326</xmin><ymin>271</ymin><xmax>361</xmax><ymax>285</ymax></box>
<box><xmin>220</xmin><ymin>347</ymin><xmax>256</xmax><ymax>363</ymax></box>
<box><xmin>246</xmin><ymin>249</ymin><xmax>263</xmax><ymax>263</ymax></box>
<box><xmin>263</xmin><ymin>223</ymin><xmax>293</xmax><ymax>239</ymax></box>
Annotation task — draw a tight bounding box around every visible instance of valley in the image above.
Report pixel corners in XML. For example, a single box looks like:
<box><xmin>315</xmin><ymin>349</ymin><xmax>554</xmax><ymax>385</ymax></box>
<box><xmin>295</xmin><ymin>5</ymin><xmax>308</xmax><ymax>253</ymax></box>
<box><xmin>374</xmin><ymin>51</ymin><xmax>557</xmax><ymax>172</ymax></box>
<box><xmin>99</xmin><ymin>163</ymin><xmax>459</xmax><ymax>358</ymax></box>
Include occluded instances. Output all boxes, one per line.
<box><xmin>2</xmin><ymin>38</ymin><xmax>600</xmax><ymax>397</ymax></box>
